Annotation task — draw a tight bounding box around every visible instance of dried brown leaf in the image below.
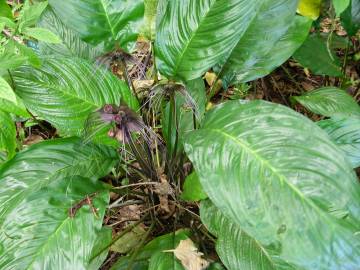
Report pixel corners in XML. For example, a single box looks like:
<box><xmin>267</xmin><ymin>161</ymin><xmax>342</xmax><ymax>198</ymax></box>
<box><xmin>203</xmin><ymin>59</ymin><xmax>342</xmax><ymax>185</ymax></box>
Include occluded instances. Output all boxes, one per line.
<box><xmin>166</xmin><ymin>239</ymin><xmax>210</xmax><ymax>270</ymax></box>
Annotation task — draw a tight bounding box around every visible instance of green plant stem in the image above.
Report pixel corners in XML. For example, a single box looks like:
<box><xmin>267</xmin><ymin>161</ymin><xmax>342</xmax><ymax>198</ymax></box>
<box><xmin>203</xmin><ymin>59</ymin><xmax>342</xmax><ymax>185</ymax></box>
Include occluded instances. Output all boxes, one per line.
<box><xmin>326</xmin><ymin>4</ymin><xmax>336</xmax><ymax>62</ymax></box>
<box><xmin>151</xmin><ymin>41</ymin><xmax>158</xmax><ymax>83</ymax></box>
<box><xmin>167</xmin><ymin>94</ymin><xmax>174</xmax><ymax>155</ymax></box>
<box><xmin>171</xmin><ymin>94</ymin><xmax>179</xmax><ymax>159</ymax></box>
<box><xmin>340</xmin><ymin>41</ymin><xmax>350</xmax><ymax>87</ymax></box>
<box><xmin>152</xmin><ymin>111</ymin><xmax>160</xmax><ymax>168</ymax></box>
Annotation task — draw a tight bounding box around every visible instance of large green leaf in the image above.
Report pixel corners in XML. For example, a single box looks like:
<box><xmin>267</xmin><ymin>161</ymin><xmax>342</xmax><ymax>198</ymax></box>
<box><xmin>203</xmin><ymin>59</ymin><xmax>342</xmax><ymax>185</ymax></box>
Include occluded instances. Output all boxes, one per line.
<box><xmin>18</xmin><ymin>0</ymin><xmax>48</xmax><ymax>31</ymax></box>
<box><xmin>0</xmin><ymin>97</ymin><xmax>30</xmax><ymax>117</ymax></box>
<box><xmin>0</xmin><ymin>110</ymin><xmax>16</xmax><ymax>158</ymax></box>
<box><xmin>23</xmin><ymin>26</ymin><xmax>62</xmax><ymax>43</ymax></box>
<box><xmin>48</xmin><ymin>0</ymin><xmax>144</xmax><ymax>52</ymax></box>
<box><xmin>111</xmin><ymin>230</ymin><xmax>190</xmax><ymax>270</ymax></box>
<box><xmin>0</xmin><ymin>175</ymin><xmax>109</xmax><ymax>270</ymax></box>
<box><xmin>341</xmin><ymin>0</ymin><xmax>360</xmax><ymax>36</ymax></box>
<box><xmin>12</xmin><ymin>57</ymin><xmax>139</xmax><ymax>139</ymax></box>
<box><xmin>12</xmin><ymin>41</ymin><xmax>42</xmax><ymax>68</ymax></box>
<box><xmin>293</xmin><ymin>34</ymin><xmax>343</xmax><ymax>77</ymax></box>
<box><xmin>185</xmin><ymin>100</ymin><xmax>360</xmax><ymax>269</ymax></box>
<box><xmin>0</xmin><ymin>137</ymin><xmax>117</xmax><ymax>225</ymax></box>
<box><xmin>38</xmin><ymin>8</ymin><xmax>100</xmax><ymax>60</ymax></box>
<box><xmin>0</xmin><ymin>152</ymin><xmax>6</xmax><ymax>166</ymax></box>
<box><xmin>0</xmin><ymin>77</ymin><xmax>17</xmax><ymax>104</ymax></box>
<box><xmin>318</xmin><ymin>116</ymin><xmax>360</xmax><ymax>168</ymax></box>
<box><xmin>0</xmin><ymin>0</ymin><xmax>12</xmax><ymax>19</ymax></box>
<box><xmin>155</xmin><ymin>0</ymin><xmax>298</xmax><ymax>81</ymax></box>
<box><xmin>181</xmin><ymin>172</ymin><xmax>208</xmax><ymax>202</ymax></box>
<box><xmin>201</xmin><ymin>200</ymin><xmax>296</xmax><ymax>270</ymax></box>
<box><xmin>333</xmin><ymin>0</ymin><xmax>351</xmax><ymax>16</ymax></box>
<box><xmin>88</xmin><ymin>227</ymin><xmax>112</xmax><ymax>270</ymax></box>
<box><xmin>0</xmin><ymin>51</ymin><xmax>28</xmax><ymax>74</ymax></box>
<box><xmin>218</xmin><ymin>1</ymin><xmax>301</xmax><ymax>83</ymax></box>
<box><xmin>224</xmin><ymin>15</ymin><xmax>312</xmax><ymax>84</ymax></box>
<box><xmin>293</xmin><ymin>87</ymin><xmax>360</xmax><ymax>117</ymax></box>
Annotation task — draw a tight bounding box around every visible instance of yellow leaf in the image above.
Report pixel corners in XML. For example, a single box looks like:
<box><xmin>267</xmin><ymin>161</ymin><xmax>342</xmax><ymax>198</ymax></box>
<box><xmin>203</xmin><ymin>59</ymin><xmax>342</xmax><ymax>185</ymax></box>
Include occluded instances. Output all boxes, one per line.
<box><xmin>165</xmin><ymin>239</ymin><xmax>209</xmax><ymax>270</ymax></box>
<box><xmin>297</xmin><ymin>0</ymin><xmax>322</xmax><ymax>20</ymax></box>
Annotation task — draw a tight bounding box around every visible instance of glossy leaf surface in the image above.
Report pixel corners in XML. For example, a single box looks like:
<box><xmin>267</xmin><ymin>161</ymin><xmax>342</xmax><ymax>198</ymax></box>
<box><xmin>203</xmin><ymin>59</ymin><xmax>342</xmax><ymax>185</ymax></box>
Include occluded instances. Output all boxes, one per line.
<box><xmin>318</xmin><ymin>116</ymin><xmax>360</xmax><ymax>168</ymax></box>
<box><xmin>23</xmin><ymin>26</ymin><xmax>62</xmax><ymax>43</ymax></box>
<box><xmin>0</xmin><ymin>110</ymin><xmax>16</xmax><ymax>158</ymax></box>
<box><xmin>0</xmin><ymin>175</ymin><xmax>109</xmax><ymax>270</ymax></box>
<box><xmin>49</xmin><ymin>0</ymin><xmax>144</xmax><ymax>52</ymax></box>
<box><xmin>0</xmin><ymin>137</ymin><xmax>117</xmax><ymax>225</ymax></box>
<box><xmin>38</xmin><ymin>8</ymin><xmax>100</xmax><ymax>60</ymax></box>
<box><xmin>0</xmin><ymin>97</ymin><xmax>30</xmax><ymax>117</ymax></box>
<box><xmin>341</xmin><ymin>0</ymin><xmax>360</xmax><ymax>36</ymax></box>
<box><xmin>18</xmin><ymin>1</ymin><xmax>48</xmax><ymax>30</ymax></box>
<box><xmin>185</xmin><ymin>100</ymin><xmax>360</xmax><ymax>269</ymax></box>
<box><xmin>12</xmin><ymin>57</ymin><xmax>138</xmax><ymax>138</ymax></box>
<box><xmin>156</xmin><ymin>0</ymin><xmax>298</xmax><ymax>81</ymax></box>
<box><xmin>218</xmin><ymin>0</ymin><xmax>299</xmax><ymax>83</ymax></box>
<box><xmin>294</xmin><ymin>87</ymin><xmax>360</xmax><ymax>117</ymax></box>
<box><xmin>223</xmin><ymin>15</ymin><xmax>312</xmax><ymax>83</ymax></box>
<box><xmin>0</xmin><ymin>77</ymin><xmax>17</xmax><ymax>104</ymax></box>
<box><xmin>201</xmin><ymin>200</ymin><xmax>296</xmax><ymax>270</ymax></box>
<box><xmin>181</xmin><ymin>172</ymin><xmax>208</xmax><ymax>202</ymax></box>
<box><xmin>0</xmin><ymin>0</ymin><xmax>12</xmax><ymax>19</ymax></box>
<box><xmin>293</xmin><ymin>35</ymin><xmax>343</xmax><ymax>77</ymax></box>
<box><xmin>0</xmin><ymin>51</ymin><xmax>28</xmax><ymax>74</ymax></box>
<box><xmin>333</xmin><ymin>0</ymin><xmax>351</xmax><ymax>16</ymax></box>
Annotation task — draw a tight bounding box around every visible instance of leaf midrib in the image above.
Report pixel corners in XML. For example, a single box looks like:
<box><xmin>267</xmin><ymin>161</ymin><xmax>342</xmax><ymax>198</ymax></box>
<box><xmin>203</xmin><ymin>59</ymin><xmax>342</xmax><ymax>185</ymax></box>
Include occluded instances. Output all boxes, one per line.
<box><xmin>172</xmin><ymin>0</ymin><xmax>217</xmax><ymax>77</ymax></box>
<box><xmin>99</xmin><ymin>0</ymin><xmax>116</xmax><ymax>38</ymax></box>
<box><xmin>25</xmin><ymin>216</ymin><xmax>71</xmax><ymax>270</ymax></box>
<box><xmin>21</xmin><ymin>78</ymin><xmax>100</xmax><ymax>109</ymax></box>
<box><xmin>209</xmin><ymin>128</ymin><xmax>329</xmax><ymax>220</ymax></box>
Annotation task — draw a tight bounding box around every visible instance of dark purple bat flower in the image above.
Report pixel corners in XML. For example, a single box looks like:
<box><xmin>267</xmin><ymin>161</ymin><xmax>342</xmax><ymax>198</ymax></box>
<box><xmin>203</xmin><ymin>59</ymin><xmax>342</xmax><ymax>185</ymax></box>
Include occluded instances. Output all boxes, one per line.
<box><xmin>148</xmin><ymin>82</ymin><xmax>200</xmax><ymax>120</ymax></box>
<box><xmin>99</xmin><ymin>104</ymin><xmax>160</xmax><ymax>147</ymax></box>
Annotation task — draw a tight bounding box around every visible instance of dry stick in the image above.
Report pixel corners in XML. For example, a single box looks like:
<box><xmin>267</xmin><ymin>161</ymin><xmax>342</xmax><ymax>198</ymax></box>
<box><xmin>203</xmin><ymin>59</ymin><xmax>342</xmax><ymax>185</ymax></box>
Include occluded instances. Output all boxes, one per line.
<box><xmin>173</xmin><ymin>202</ymin><xmax>200</xmax><ymax>220</ymax></box>
<box><xmin>112</xmin><ymin>182</ymin><xmax>159</xmax><ymax>190</ymax></box>
<box><xmin>270</xmin><ymin>76</ymin><xmax>289</xmax><ymax>106</ymax></box>
<box><xmin>89</xmin><ymin>214</ymin><xmax>149</xmax><ymax>262</ymax></box>
<box><xmin>110</xmin><ymin>218</ymin><xmax>141</xmax><ymax>228</ymax></box>
<box><xmin>25</xmin><ymin>109</ymin><xmax>51</xmax><ymax>134</ymax></box>
<box><xmin>108</xmin><ymin>199</ymin><xmax>144</xmax><ymax>209</ymax></box>
<box><xmin>198</xmin><ymin>224</ymin><xmax>216</xmax><ymax>243</ymax></box>
<box><xmin>280</xmin><ymin>65</ymin><xmax>303</xmax><ymax>93</ymax></box>
<box><xmin>126</xmin><ymin>222</ymin><xmax>155</xmax><ymax>270</ymax></box>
